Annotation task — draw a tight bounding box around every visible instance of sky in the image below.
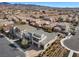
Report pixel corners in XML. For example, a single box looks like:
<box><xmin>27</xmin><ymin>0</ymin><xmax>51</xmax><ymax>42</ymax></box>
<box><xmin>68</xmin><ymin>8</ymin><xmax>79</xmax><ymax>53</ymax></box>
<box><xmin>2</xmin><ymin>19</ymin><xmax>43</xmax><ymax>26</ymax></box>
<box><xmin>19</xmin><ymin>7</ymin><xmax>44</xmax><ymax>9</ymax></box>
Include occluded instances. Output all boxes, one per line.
<box><xmin>9</xmin><ymin>2</ymin><xmax>79</xmax><ymax>8</ymax></box>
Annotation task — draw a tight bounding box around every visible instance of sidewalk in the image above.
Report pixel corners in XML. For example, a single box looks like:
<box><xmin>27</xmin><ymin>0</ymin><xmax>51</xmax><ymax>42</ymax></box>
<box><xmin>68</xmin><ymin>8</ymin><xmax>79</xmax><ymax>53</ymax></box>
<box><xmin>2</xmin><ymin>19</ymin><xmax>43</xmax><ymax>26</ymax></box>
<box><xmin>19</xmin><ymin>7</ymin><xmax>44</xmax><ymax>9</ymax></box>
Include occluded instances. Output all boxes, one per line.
<box><xmin>68</xmin><ymin>50</ymin><xmax>74</xmax><ymax>57</ymax></box>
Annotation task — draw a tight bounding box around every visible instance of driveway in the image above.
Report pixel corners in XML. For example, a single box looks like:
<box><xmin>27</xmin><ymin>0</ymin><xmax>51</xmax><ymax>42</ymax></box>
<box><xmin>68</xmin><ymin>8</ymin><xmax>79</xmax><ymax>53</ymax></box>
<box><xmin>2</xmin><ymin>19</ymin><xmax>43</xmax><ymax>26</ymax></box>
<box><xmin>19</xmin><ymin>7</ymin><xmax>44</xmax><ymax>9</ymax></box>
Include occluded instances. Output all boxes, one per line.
<box><xmin>0</xmin><ymin>37</ymin><xmax>25</xmax><ymax>57</ymax></box>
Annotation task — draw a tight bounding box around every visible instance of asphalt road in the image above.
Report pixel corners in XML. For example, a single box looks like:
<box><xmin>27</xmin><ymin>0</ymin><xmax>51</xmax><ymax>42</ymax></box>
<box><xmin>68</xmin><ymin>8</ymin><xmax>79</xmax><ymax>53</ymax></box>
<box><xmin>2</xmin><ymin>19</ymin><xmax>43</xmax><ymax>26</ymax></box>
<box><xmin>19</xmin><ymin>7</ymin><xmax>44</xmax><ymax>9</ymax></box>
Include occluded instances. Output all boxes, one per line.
<box><xmin>0</xmin><ymin>37</ymin><xmax>25</xmax><ymax>57</ymax></box>
<box><xmin>63</xmin><ymin>25</ymin><xmax>79</xmax><ymax>52</ymax></box>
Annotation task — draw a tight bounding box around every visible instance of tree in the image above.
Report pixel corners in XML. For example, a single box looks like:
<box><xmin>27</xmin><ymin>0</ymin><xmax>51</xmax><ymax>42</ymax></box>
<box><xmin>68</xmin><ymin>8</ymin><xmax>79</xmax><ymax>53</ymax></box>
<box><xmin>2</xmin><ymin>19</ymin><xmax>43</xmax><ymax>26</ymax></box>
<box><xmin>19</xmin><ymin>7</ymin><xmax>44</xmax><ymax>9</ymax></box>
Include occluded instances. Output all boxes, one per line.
<box><xmin>21</xmin><ymin>39</ymin><xmax>29</xmax><ymax>48</ymax></box>
<box><xmin>58</xmin><ymin>17</ymin><xmax>63</xmax><ymax>22</ymax></box>
<box><xmin>21</xmin><ymin>39</ymin><xmax>28</xmax><ymax>45</ymax></box>
<box><xmin>73</xmin><ymin>22</ymin><xmax>78</xmax><ymax>26</ymax></box>
<box><xmin>43</xmin><ymin>26</ymin><xmax>52</xmax><ymax>33</ymax></box>
<box><xmin>42</xmin><ymin>11</ymin><xmax>46</xmax><ymax>14</ymax></box>
<box><xmin>69</xmin><ymin>25</ymin><xmax>76</xmax><ymax>35</ymax></box>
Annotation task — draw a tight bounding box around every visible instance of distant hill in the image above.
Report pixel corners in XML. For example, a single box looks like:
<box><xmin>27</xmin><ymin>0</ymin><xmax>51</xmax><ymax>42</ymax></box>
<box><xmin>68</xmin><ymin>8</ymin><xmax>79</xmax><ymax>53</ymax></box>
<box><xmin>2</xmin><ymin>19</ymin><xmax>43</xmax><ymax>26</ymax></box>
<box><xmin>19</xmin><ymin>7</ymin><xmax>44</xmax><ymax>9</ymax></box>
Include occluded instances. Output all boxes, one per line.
<box><xmin>0</xmin><ymin>2</ymin><xmax>54</xmax><ymax>10</ymax></box>
<box><xmin>0</xmin><ymin>2</ymin><xmax>79</xmax><ymax>11</ymax></box>
<box><xmin>0</xmin><ymin>2</ymin><xmax>10</xmax><ymax>5</ymax></box>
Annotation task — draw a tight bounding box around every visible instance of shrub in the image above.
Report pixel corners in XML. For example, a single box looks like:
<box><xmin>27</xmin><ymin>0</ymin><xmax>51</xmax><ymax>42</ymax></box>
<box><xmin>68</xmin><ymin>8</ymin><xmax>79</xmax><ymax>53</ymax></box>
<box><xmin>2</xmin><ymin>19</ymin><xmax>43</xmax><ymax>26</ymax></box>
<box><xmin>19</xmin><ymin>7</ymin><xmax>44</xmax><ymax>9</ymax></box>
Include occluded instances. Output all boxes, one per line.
<box><xmin>20</xmin><ymin>21</ymin><xmax>26</xmax><ymax>24</ymax></box>
<box><xmin>21</xmin><ymin>39</ymin><xmax>28</xmax><ymax>45</ymax></box>
<box><xmin>73</xmin><ymin>22</ymin><xmax>78</xmax><ymax>26</ymax></box>
<box><xmin>43</xmin><ymin>27</ymin><xmax>52</xmax><ymax>33</ymax></box>
<box><xmin>21</xmin><ymin>39</ymin><xmax>29</xmax><ymax>49</ymax></box>
<box><xmin>47</xmin><ymin>28</ymin><xmax>52</xmax><ymax>33</ymax></box>
<box><xmin>58</xmin><ymin>17</ymin><xmax>63</xmax><ymax>22</ymax></box>
<box><xmin>39</xmin><ymin>15</ymin><xmax>44</xmax><ymax>19</ymax></box>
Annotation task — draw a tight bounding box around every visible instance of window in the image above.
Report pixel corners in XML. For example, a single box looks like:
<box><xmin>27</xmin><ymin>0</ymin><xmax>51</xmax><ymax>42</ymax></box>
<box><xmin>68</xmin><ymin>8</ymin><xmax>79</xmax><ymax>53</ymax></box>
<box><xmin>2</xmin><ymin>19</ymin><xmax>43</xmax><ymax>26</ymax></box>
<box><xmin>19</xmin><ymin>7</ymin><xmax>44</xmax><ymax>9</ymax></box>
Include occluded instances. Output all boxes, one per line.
<box><xmin>33</xmin><ymin>37</ymin><xmax>39</xmax><ymax>42</ymax></box>
<box><xmin>33</xmin><ymin>33</ymin><xmax>41</xmax><ymax>38</ymax></box>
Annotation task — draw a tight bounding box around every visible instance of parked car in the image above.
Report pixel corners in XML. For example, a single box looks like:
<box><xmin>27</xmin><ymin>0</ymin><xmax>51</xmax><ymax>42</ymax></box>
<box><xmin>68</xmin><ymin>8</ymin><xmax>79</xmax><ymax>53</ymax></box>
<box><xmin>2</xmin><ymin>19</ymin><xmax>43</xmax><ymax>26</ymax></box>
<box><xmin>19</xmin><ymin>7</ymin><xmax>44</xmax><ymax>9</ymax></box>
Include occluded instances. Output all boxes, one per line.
<box><xmin>0</xmin><ymin>33</ymin><xmax>4</xmax><ymax>38</ymax></box>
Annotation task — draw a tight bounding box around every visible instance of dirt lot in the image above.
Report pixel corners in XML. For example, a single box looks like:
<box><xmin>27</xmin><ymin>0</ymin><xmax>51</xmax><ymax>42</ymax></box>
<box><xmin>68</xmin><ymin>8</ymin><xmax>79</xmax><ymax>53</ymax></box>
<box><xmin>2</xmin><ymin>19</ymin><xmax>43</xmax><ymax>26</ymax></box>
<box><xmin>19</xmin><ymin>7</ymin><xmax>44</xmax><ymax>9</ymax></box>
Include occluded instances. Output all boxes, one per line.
<box><xmin>25</xmin><ymin>44</ymin><xmax>42</xmax><ymax>57</ymax></box>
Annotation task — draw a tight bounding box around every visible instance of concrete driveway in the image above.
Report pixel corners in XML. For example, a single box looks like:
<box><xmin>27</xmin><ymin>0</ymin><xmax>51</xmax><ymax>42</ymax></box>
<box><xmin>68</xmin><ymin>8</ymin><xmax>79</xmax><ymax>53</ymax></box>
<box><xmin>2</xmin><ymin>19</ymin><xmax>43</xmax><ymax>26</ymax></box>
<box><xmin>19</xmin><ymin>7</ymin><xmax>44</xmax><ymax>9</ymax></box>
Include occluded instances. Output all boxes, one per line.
<box><xmin>0</xmin><ymin>37</ymin><xmax>25</xmax><ymax>57</ymax></box>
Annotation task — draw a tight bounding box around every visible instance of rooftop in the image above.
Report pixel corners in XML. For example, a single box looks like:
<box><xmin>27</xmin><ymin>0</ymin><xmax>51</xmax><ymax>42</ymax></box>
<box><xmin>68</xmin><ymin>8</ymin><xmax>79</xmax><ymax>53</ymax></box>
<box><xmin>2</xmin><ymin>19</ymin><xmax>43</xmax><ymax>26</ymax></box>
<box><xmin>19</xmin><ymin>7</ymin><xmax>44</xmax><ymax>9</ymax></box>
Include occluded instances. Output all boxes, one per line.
<box><xmin>17</xmin><ymin>24</ymin><xmax>58</xmax><ymax>46</ymax></box>
<box><xmin>33</xmin><ymin>29</ymin><xmax>58</xmax><ymax>45</ymax></box>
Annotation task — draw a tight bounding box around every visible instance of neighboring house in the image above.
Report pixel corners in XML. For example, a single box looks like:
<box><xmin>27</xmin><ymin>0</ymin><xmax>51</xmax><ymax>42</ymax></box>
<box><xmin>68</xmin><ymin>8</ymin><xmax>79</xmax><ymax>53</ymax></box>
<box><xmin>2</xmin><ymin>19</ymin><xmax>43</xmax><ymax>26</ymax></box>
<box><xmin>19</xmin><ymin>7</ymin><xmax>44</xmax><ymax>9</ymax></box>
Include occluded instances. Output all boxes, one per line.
<box><xmin>32</xmin><ymin>32</ymin><xmax>47</xmax><ymax>49</ymax></box>
<box><xmin>9</xmin><ymin>26</ymin><xmax>22</xmax><ymax>39</ymax></box>
<box><xmin>22</xmin><ymin>32</ymin><xmax>32</xmax><ymax>40</ymax></box>
<box><xmin>1</xmin><ymin>20</ymin><xmax>14</xmax><ymax>33</ymax></box>
<box><xmin>24</xmin><ymin>29</ymin><xmax>58</xmax><ymax>49</ymax></box>
<box><xmin>53</xmin><ymin>26</ymin><xmax>62</xmax><ymax>32</ymax></box>
<box><xmin>3</xmin><ymin>23</ymin><xmax>21</xmax><ymax>39</ymax></box>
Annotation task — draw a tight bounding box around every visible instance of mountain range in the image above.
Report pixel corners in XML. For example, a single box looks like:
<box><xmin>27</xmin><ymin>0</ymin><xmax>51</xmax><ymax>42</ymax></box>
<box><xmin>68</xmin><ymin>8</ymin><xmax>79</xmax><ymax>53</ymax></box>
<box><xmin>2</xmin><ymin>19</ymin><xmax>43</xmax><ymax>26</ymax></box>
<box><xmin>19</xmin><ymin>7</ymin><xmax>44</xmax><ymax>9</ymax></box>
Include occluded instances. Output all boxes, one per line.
<box><xmin>0</xmin><ymin>2</ymin><xmax>79</xmax><ymax>11</ymax></box>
